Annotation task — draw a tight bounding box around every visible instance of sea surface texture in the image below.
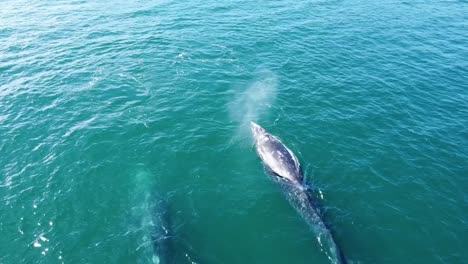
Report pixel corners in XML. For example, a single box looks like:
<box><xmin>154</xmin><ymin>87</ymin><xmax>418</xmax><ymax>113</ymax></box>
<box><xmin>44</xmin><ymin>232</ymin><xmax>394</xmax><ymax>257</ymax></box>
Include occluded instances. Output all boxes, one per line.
<box><xmin>1</xmin><ymin>0</ymin><xmax>467</xmax><ymax>263</ymax></box>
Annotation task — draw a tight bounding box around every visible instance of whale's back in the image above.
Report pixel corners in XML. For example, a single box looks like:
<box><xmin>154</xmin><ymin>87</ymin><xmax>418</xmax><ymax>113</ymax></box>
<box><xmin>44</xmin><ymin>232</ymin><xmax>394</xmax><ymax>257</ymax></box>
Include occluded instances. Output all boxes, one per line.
<box><xmin>256</xmin><ymin>134</ymin><xmax>303</xmax><ymax>184</ymax></box>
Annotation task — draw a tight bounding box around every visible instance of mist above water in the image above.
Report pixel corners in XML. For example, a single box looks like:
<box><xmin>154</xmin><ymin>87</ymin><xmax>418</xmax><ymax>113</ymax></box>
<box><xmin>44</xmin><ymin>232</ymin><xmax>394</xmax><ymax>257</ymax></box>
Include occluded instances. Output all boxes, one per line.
<box><xmin>229</xmin><ymin>70</ymin><xmax>278</xmax><ymax>139</ymax></box>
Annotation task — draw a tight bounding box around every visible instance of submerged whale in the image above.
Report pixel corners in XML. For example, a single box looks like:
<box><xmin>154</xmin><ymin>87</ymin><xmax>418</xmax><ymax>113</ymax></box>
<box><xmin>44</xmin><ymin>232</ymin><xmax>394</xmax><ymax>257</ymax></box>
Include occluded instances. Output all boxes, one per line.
<box><xmin>149</xmin><ymin>196</ymin><xmax>200</xmax><ymax>264</ymax></box>
<box><xmin>150</xmin><ymin>197</ymin><xmax>174</xmax><ymax>264</ymax></box>
<box><xmin>250</xmin><ymin>121</ymin><xmax>346</xmax><ymax>264</ymax></box>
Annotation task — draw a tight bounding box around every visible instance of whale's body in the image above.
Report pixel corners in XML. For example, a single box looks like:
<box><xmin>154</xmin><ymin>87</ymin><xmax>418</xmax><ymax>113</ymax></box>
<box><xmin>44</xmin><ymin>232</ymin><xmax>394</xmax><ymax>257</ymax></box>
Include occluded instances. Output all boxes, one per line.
<box><xmin>150</xmin><ymin>196</ymin><xmax>200</xmax><ymax>264</ymax></box>
<box><xmin>250</xmin><ymin>121</ymin><xmax>346</xmax><ymax>264</ymax></box>
<box><xmin>150</xmin><ymin>197</ymin><xmax>173</xmax><ymax>264</ymax></box>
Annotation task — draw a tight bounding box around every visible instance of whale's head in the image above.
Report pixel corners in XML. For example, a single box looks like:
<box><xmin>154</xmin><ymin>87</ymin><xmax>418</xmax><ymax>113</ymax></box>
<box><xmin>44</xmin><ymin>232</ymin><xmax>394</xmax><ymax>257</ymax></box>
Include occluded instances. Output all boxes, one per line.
<box><xmin>250</xmin><ymin>121</ymin><xmax>267</xmax><ymax>142</ymax></box>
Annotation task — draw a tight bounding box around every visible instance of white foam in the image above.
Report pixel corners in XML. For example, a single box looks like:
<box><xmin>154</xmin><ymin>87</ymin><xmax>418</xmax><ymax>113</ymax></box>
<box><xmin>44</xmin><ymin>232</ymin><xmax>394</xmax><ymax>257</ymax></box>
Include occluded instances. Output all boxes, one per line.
<box><xmin>64</xmin><ymin>117</ymin><xmax>97</xmax><ymax>137</ymax></box>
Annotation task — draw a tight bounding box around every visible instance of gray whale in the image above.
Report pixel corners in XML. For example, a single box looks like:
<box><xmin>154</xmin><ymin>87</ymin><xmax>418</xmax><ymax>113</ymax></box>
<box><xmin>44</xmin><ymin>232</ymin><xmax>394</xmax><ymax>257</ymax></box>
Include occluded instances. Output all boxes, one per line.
<box><xmin>149</xmin><ymin>196</ymin><xmax>200</xmax><ymax>264</ymax></box>
<box><xmin>150</xmin><ymin>196</ymin><xmax>173</xmax><ymax>264</ymax></box>
<box><xmin>251</xmin><ymin>121</ymin><xmax>346</xmax><ymax>264</ymax></box>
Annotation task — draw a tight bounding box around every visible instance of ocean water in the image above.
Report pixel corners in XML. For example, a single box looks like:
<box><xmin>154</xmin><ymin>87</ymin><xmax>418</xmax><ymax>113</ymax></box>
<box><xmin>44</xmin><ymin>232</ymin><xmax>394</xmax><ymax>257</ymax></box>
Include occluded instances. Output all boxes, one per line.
<box><xmin>1</xmin><ymin>0</ymin><xmax>467</xmax><ymax>263</ymax></box>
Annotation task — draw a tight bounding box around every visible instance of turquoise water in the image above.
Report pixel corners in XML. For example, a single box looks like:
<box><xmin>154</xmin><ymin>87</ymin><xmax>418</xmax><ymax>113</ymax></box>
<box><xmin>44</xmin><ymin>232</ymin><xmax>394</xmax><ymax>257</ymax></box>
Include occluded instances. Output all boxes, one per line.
<box><xmin>1</xmin><ymin>0</ymin><xmax>467</xmax><ymax>263</ymax></box>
